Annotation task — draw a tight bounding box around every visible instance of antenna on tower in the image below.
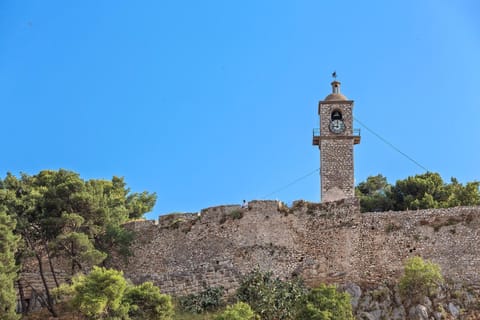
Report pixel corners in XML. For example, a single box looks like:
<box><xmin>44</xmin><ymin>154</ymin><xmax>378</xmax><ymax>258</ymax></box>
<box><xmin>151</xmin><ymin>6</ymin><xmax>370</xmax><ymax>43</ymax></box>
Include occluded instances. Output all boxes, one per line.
<box><xmin>332</xmin><ymin>71</ymin><xmax>337</xmax><ymax>80</ymax></box>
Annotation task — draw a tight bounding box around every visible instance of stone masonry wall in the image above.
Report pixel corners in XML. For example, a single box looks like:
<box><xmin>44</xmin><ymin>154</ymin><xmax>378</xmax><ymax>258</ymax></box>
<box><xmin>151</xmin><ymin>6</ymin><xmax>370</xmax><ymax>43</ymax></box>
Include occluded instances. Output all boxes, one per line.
<box><xmin>110</xmin><ymin>200</ymin><xmax>480</xmax><ymax>296</ymax></box>
<box><xmin>317</xmin><ymin>101</ymin><xmax>356</xmax><ymax>201</ymax></box>
<box><xmin>320</xmin><ymin>139</ymin><xmax>355</xmax><ymax>200</ymax></box>
<box><xmin>319</xmin><ymin>102</ymin><xmax>354</xmax><ymax>136</ymax></box>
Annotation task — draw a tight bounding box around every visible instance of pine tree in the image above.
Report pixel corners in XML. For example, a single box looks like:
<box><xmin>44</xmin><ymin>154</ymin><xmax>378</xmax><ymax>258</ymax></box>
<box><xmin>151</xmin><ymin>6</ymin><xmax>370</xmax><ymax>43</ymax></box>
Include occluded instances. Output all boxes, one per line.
<box><xmin>0</xmin><ymin>211</ymin><xmax>20</xmax><ymax>320</ymax></box>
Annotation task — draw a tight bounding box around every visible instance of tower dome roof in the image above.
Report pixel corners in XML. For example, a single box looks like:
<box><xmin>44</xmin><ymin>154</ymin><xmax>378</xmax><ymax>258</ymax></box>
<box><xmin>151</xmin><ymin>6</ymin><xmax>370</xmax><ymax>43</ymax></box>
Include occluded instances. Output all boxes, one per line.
<box><xmin>324</xmin><ymin>92</ymin><xmax>348</xmax><ymax>101</ymax></box>
<box><xmin>324</xmin><ymin>80</ymin><xmax>348</xmax><ymax>101</ymax></box>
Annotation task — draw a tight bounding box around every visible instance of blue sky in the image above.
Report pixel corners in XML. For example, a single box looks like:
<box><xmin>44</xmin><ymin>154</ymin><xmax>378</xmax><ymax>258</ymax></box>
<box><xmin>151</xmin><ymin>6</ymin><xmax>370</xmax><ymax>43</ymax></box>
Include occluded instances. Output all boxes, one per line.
<box><xmin>1</xmin><ymin>1</ymin><xmax>479</xmax><ymax>219</ymax></box>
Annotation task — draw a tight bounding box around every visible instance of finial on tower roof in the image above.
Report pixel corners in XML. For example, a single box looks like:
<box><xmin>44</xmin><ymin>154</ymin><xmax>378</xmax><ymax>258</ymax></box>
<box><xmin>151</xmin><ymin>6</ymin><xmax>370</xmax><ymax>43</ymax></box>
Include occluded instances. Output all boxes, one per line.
<box><xmin>323</xmin><ymin>73</ymin><xmax>347</xmax><ymax>100</ymax></box>
<box><xmin>331</xmin><ymin>79</ymin><xmax>341</xmax><ymax>94</ymax></box>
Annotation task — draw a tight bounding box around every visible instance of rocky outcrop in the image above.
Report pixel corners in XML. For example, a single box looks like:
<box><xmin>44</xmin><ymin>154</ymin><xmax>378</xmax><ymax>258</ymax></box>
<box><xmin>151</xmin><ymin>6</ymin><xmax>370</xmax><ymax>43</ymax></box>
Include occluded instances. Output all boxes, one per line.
<box><xmin>346</xmin><ymin>281</ymin><xmax>480</xmax><ymax>320</ymax></box>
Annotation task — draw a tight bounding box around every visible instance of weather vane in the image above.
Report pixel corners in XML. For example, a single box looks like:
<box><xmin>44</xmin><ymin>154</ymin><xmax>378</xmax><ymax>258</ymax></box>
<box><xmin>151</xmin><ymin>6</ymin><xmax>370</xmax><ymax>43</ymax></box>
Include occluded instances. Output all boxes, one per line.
<box><xmin>332</xmin><ymin>71</ymin><xmax>337</xmax><ymax>80</ymax></box>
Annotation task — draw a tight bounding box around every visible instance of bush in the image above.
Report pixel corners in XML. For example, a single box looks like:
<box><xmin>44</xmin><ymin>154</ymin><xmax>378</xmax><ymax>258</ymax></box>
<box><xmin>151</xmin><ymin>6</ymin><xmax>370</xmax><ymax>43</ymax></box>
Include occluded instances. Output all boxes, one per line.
<box><xmin>56</xmin><ymin>267</ymin><xmax>173</xmax><ymax>320</ymax></box>
<box><xmin>399</xmin><ymin>256</ymin><xmax>444</xmax><ymax>302</ymax></box>
<box><xmin>67</xmin><ymin>267</ymin><xmax>129</xmax><ymax>319</ymax></box>
<box><xmin>236</xmin><ymin>269</ymin><xmax>306</xmax><ymax>320</ymax></box>
<box><xmin>297</xmin><ymin>284</ymin><xmax>354</xmax><ymax>320</ymax></box>
<box><xmin>179</xmin><ymin>286</ymin><xmax>225</xmax><ymax>314</ymax></box>
<box><xmin>214</xmin><ymin>302</ymin><xmax>257</xmax><ymax>320</ymax></box>
<box><xmin>124</xmin><ymin>282</ymin><xmax>174</xmax><ymax>320</ymax></box>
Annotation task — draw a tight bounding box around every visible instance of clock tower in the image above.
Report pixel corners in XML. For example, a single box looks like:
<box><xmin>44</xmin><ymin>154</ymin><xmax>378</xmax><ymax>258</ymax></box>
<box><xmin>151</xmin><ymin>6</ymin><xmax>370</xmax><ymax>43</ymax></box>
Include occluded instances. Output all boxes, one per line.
<box><xmin>312</xmin><ymin>79</ymin><xmax>360</xmax><ymax>202</ymax></box>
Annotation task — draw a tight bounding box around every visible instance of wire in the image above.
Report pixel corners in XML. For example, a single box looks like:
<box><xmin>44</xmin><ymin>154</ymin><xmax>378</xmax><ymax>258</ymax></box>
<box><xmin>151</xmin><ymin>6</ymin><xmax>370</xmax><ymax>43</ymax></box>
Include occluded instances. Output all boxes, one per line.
<box><xmin>259</xmin><ymin>117</ymin><xmax>428</xmax><ymax>200</ymax></box>
<box><xmin>260</xmin><ymin>168</ymin><xmax>320</xmax><ymax>199</ymax></box>
<box><xmin>354</xmin><ymin>117</ymin><xmax>429</xmax><ymax>172</ymax></box>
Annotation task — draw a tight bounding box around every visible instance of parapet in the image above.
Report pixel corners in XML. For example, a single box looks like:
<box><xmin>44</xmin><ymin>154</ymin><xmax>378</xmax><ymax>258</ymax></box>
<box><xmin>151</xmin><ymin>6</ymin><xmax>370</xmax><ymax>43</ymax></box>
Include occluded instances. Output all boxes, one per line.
<box><xmin>123</xmin><ymin>198</ymin><xmax>361</xmax><ymax>234</ymax></box>
<box><xmin>157</xmin><ymin>212</ymin><xmax>198</xmax><ymax>228</ymax></box>
<box><xmin>200</xmin><ymin>205</ymin><xmax>242</xmax><ymax>224</ymax></box>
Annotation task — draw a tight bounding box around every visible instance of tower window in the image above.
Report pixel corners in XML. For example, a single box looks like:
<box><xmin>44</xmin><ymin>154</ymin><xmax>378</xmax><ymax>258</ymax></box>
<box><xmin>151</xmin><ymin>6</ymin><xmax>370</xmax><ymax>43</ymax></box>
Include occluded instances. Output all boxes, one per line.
<box><xmin>331</xmin><ymin>110</ymin><xmax>342</xmax><ymax>120</ymax></box>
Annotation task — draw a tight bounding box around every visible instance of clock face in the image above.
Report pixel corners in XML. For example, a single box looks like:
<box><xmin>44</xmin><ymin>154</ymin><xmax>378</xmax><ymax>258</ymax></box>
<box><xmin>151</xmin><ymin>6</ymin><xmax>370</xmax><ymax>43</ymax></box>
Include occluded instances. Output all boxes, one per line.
<box><xmin>329</xmin><ymin>119</ymin><xmax>345</xmax><ymax>134</ymax></box>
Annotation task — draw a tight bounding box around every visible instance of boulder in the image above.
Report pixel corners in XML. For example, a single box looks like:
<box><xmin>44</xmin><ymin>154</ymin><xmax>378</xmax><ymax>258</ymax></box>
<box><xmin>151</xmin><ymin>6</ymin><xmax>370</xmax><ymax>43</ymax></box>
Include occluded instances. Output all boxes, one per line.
<box><xmin>448</xmin><ymin>302</ymin><xmax>460</xmax><ymax>318</ymax></box>
<box><xmin>409</xmin><ymin>304</ymin><xmax>429</xmax><ymax>320</ymax></box>
<box><xmin>392</xmin><ymin>306</ymin><xmax>406</xmax><ymax>320</ymax></box>
<box><xmin>359</xmin><ymin>311</ymin><xmax>378</xmax><ymax>320</ymax></box>
<box><xmin>422</xmin><ymin>296</ymin><xmax>432</xmax><ymax>310</ymax></box>
<box><xmin>433</xmin><ymin>311</ymin><xmax>443</xmax><ymax>320</ymax></box>
<box><xmin>343</xmin><ymin>283</ymin><xmax>362</xmax><ymax>309</ymax></box>
<box><xmin>359</xmin><ymin>294</ymin><xmax>372</xmax><ymax>310</ymax></box>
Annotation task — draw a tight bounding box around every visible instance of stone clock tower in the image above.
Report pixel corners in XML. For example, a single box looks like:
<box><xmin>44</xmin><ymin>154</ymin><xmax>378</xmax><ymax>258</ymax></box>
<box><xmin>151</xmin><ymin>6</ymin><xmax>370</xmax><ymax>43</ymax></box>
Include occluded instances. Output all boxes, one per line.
<box><xmin>313</xmin><ymin>80</ymin><xmax>360</xmax><ymax>202</ymax></box>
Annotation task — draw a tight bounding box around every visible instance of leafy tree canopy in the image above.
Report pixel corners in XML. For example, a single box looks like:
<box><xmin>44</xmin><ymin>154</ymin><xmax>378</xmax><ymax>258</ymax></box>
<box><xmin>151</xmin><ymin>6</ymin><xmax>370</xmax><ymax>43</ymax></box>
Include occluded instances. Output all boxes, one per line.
<box><xmin>0</xmin><ymin>169</ymin><xmax>156</xmax><ymax>316</ymax></box>
<box><xmin>236</xmin><ymin>269</ymin><xmax>306</xmax><ymax>320</ymax></box>
<box><xmin>399</xmin><ymin>256</ymin><xmax>444</xmax><ymax>303</ymax></box>
<box><xmin>355</xmin><ymin>174</ymin><xmax>394</xmax><ymax>212</ymax></box>
<box><xmin>0</xmin><ymin>169</ymin><xmax>156</xmax><ymax>269</ymax></box>
<box><xmin>0</xmin><ymin>210</ymin><xmax>20</xmax><ymax>320</ymax></box>
<box><xmin>124</xmin><ymin>281</ymin><xmax>174</xmax><ymax>320</ymax></box>
<box><xmin>56</xmin><ymin>267</ymin><xmax>173</xmax><ymax>320</ymax></box>
<box><xmin>356</xmin><ymin>172</ymin><xmax>480</xmax><ymax>212</ymax></box>
<box><xmin>297</xmin><ymin>284</ymin><xmax>354</xmax><ymax>320</ymax></box>
<box><xmin>67</xmin><ymin>266</ymin><xmax>129</xmax><ymax>319</ymax></box>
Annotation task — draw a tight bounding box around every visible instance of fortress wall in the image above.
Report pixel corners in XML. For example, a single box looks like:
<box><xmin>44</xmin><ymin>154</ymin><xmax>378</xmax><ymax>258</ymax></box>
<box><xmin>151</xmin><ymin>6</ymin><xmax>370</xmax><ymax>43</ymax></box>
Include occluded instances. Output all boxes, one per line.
<box><xmin>352</xmin><ymin>207</ymin><xmax>480</xmax><ymax>284</ymax></box>
<box><xmin>111</xmin><ymin>200</ymin><xmax>480</xmax><ymax>296</ymax></box>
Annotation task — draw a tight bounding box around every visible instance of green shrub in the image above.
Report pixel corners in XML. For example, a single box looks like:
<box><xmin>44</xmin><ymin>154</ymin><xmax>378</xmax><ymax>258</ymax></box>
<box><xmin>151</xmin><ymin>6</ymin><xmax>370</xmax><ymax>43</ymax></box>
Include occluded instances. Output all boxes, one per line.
<box><xmin>399</xmin><ymin>256</ymin><xmax>444</xmax><ymax>302</ymax></box>
<box><xmin>124</xmin><ymin>281</ymin><xmax>174</xmax><ymax>320</ymax></box>
<box><xmin>67</xmin><ymin>267</ymin><xmax>129</xmax><ymax>319</ymax></box>
<box><xmin>236</xmin><ymin>269</ymin><xmax>306</xmax><ymax>320</ymax></box>
<box><xmin>179</xmin><ymin>286</ymin><xmax>225</xmax><ymax>314</ymax></box>
<box><xmin>297</xmin><ymin>284</ymin><xmax>354</xmax><ymax>320</ymax></box>
<box><xmin>55</xmin><ymin>267</ymin><xmax>173</xmax><ymax>320</ymax></box>
<box><xmin>214</xmin><ymin>302</ymin><xmax>257</xmax><ymax>320</ymax></box>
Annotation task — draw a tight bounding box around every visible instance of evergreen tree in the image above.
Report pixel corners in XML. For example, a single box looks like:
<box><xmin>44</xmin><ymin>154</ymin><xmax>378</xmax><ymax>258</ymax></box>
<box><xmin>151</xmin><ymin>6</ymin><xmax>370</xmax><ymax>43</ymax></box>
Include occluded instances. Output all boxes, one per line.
<box><xmin>356</xmin><ymin>172</ymin><xmax>480</xmax><ymax>212</ymax></box>
<box><xmin>0</xmin><ymin>170</ymin><xmax>157</xmax><ymax>316</ymax></box>
<box><xmin>0</xmin><ymin>210</ymin><xmax>20</xmax><ymax>320</ymax></box>
<box><xmin>355</xmin><ymin>174</ymin><xmax>393</xmax><ymax>212</ymax></box>
<box><xmin>66</xmin><ymin>267</ymin><xmax>129</xmax><ymax>319</ymax></box>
